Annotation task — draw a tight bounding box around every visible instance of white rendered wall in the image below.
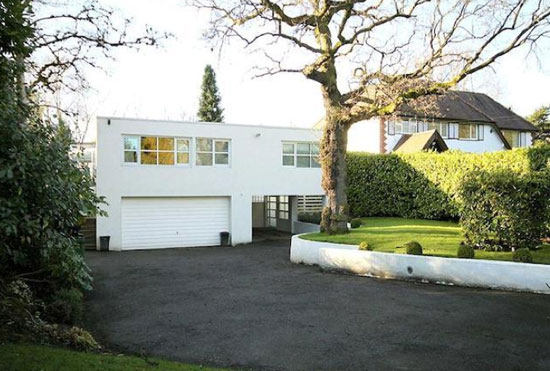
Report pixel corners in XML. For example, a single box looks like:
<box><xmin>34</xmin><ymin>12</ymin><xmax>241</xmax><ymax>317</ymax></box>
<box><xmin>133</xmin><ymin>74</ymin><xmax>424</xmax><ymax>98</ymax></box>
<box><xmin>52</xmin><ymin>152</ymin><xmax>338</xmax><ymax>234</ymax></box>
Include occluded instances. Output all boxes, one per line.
<box><xmin>96</xmin><ymin>117</ymin><xmax>324</xmax><ymax>250</ymax></box>
<box><xmin>347</xmin><ymin>119</ymin><xmax>380</xmax><ymax>153</ymax></box>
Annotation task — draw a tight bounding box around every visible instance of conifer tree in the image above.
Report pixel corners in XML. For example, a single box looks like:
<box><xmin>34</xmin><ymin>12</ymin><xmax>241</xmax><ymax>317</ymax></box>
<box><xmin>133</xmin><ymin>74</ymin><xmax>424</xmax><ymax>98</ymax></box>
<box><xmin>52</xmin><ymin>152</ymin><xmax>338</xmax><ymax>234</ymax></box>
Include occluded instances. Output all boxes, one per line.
<box><xmin>197</xmin><ymin>65</ymin><xmax>224</xmax><ymax>122</ymax></box>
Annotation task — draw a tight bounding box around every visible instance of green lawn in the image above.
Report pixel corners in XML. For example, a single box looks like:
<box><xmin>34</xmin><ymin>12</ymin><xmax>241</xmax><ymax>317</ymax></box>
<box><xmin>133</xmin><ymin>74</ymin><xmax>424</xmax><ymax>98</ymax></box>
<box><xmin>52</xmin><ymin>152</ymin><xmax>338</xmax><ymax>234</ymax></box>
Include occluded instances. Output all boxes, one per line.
<box><xmin>301</xmin><ymin>217</ymin><xmax>550</xmax><ymax>264</ymax></box>
<box><xmin>0</xmin><ymin>343</ymin><xmax>226</xmax><ymax>371</ymax></box>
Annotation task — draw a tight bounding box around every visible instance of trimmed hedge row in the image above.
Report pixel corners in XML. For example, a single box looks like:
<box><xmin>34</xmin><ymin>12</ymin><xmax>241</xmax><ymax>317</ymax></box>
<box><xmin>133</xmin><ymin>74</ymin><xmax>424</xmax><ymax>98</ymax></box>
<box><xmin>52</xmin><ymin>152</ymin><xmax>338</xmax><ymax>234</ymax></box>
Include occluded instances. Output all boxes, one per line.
<box><xmin>347</xmin><ymin>144</ymin><xmax>550</xmax><ymax>220</ymax></box>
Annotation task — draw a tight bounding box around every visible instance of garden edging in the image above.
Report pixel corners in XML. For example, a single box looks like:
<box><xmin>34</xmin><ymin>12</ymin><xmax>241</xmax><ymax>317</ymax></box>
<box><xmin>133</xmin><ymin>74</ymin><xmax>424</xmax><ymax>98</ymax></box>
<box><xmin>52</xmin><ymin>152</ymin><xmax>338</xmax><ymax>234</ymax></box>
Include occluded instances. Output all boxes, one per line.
<box><xmin>290</xmin><ymin>235</ymin><xmax>550</xmax><ymax>295</ymax></box>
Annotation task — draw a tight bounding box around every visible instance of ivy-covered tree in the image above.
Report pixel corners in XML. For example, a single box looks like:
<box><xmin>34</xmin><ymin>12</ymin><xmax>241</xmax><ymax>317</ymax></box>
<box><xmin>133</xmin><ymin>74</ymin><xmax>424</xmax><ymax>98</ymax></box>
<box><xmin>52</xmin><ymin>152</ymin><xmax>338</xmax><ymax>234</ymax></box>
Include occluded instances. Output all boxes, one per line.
<box><xmin>197</xmin><ymin>64</ymin><xmax>224</xmax><ymax>122</ymax></box>
<box><xmin>527</xmin><ymin>105</ymin><xmax>550</xmax><ymax>143</ymax></box>
<box><xmin>198</xmin><ymin>0</ymin><xmax>550</xmax><ymax>233</ymax></box>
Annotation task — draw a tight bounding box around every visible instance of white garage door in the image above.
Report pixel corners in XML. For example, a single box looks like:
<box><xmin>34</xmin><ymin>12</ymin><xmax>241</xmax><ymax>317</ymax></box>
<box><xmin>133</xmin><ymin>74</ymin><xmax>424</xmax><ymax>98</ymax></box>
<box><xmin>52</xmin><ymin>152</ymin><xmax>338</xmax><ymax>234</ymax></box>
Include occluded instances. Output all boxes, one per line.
<box><xmin>121</xmin><ymin>197</ymin><xmax>230</xmax><ymax>250</ymax></box>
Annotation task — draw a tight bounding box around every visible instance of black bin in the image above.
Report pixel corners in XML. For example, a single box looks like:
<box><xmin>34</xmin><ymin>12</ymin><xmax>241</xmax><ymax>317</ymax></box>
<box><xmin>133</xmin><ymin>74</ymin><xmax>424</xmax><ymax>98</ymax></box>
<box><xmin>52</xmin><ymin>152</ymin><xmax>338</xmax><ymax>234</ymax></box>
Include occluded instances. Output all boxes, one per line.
<box><xmin>99</xmin><ymin>236</ymin><xmax>110</xmax><ymax>251</ymax></box>
<box><xmin>220</xmin><ymin>232</ymin><xmax>230</xmax><ymax>247</ymax></box>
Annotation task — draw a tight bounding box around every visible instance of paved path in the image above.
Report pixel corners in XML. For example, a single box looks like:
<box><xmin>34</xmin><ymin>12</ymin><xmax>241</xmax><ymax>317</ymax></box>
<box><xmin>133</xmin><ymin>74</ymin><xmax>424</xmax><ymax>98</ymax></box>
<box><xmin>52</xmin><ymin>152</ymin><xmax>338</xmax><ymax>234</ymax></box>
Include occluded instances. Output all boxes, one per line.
<box><xmin>85</xmin><ymin>239</ymin><xmax>550</xmax><ymax>370</ymax></box>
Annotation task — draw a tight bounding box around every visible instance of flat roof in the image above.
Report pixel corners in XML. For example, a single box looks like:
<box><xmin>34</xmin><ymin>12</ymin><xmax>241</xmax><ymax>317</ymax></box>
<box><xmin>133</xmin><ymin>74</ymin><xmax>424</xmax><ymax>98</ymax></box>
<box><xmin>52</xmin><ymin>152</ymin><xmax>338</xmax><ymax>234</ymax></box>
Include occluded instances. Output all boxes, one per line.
<box><xmin>97</xmin><ymin>116</ymin><xmax>321</xmax><ymax>132</ymax></box>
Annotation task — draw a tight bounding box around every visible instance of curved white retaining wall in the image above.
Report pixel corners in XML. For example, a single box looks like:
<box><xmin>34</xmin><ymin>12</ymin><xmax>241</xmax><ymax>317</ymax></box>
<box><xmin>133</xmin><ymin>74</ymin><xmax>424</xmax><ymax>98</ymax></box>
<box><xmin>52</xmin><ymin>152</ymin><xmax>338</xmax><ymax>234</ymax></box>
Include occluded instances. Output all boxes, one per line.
<box><xmin>290</xmin><ymin>234</ymin><xmax>356</xmax><ymax>265</ymax></box>
<box><xmin>291</xmin><ymin>236</ymin><xmax>550</xmax><ymax>294</ymax></box>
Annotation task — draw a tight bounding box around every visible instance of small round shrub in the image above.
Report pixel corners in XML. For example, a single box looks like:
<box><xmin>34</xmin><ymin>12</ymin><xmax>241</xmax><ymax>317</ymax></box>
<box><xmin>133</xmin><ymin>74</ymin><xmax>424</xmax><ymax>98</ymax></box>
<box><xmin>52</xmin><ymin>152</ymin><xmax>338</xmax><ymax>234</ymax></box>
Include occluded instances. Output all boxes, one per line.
<box><xmin>350</xmin><ymin>218</ymin><xmax>362</xmax><ymax>229</ymax></box>
<box><xmin>512</xmin><ymin>248</ymin><xmax>533</xmax><ymax>263</ymax></box>
<box><xmin>358</xmin><ymin>241</ymin><xmax>373</xmax><ymax>251</ymax></box>
<box><xmin>457</xmin><ymin>245</ymin><xmax>475</xmax><ymax>259</ymax></box>
<box><xmin>404</xmin><ymin>241</ymin><xmax>423</xmax><ymax>255</ymax></box>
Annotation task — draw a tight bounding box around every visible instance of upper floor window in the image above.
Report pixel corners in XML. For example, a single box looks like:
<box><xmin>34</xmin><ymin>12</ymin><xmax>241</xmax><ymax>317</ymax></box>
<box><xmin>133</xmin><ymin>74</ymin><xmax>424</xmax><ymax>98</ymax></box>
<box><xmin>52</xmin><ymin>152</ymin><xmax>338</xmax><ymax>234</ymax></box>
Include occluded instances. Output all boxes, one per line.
<box><xmin>123</xmin><ymin>136</ymin><xmax>191</xmax><ymax>166</ymax></box>
<box><xmin>282</xmin><ymin>142</ymin><xmax>320</xmax><ymax>168</ymax></box>
<box><xmin>458</xmin><ymin>124</ymin><xmax>478</xmax><ymax>140</ymax></box>
<box><xmin>196</xmin><ymin>138</ymin><xmax>230</xmax><ymax>166</ymax></box>
<box><xmin>502</xmin><ymin>130</ymin><xmax>527</xmax><ymax>148</ymax></box>
<box><xmin>389</xmin><ymin>119</ymin><xmax>483</xmax><ymax>141</ymax></box>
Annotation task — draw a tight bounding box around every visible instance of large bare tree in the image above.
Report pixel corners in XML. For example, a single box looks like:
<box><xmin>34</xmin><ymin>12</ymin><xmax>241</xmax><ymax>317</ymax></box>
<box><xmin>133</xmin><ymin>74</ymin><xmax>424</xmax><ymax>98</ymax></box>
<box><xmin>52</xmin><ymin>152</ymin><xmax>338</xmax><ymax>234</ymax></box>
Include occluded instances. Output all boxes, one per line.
<box><xmin>17</xmin><ymin>0</ymin><xmax>169</xmax><ymax>135</ymax></box>
<box><xmin>197</xmin><ymin>0</ymin><xmax>550</xmax><ymax>233</ymax></box>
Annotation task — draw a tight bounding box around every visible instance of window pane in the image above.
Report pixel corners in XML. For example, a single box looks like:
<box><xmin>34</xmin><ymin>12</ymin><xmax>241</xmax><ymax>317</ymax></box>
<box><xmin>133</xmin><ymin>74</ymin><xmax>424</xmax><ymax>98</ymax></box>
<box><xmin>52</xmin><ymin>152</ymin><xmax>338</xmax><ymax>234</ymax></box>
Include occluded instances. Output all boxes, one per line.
<box><xmin>177</xmin><ymin>152</ymin><xmax>189</xmax><ymax>164</ymax></box>
<box><xmin>215</xmin><ymin>140</ymin><xmax>229</xmax><ymax>152</ymax></box>
<box><xmin>158</xmin><ymin>137</ymin><xmax>174</xmax><ymax>151</ymax></box>
<box><xmin>158</xmin><ymin>152</ymin><xmax>174</xmax><ymax>165</ymax></box>
<box><xmin>124</xmin><ymin>151</ymin><xmax>137</xmax><ymax>163</ymax></box>
<box><xmin>196</xmin><ymin>152</ymin><xmax>213</xmax><ymax>166</ymax></box>
<box><xmin>124</xmin><ymin>137</ymin><xmax>138</xmax><ymax>150</ymax></box>
<box><xmin>141</xmin><ymin>137</ymin><xmax>157</xmax><ymax>150</ymax></box>
<box><xmin>297</xmin><ymin>155</ymin><xmax>310</xmax><ymax>168</ymax></box>
<box><xmin>176</xmin><ymin>139</ymin><xmax>189</xmax><ymax>151</ymax></box>
<box><xmin>283</xmin><ymin>155</ymin><xmax>294</xmax><ymax>166</ymax></box>
<box><xmin>283</xmin><ymin>143</ymin><xmax>295</xmax><ymax>154</ymax></box>
<box><xmin>311</xmin><ymin>143</ymin><xmax>319</xmax><ymax>155</ymax></box>
<box><xmin>196</xmin><ymin>138</ymin><xmax>212</xmax><ymax>152</ymax></box>
<box><xmin>311</xmin><ymin>156</ymin><xmax>321</xmax><ymax>168</ymax></box>
<box><xmin>458</xmin><ymin>125</ymin><xmax>471</xmax><ymax>139</ymax></box>
<box><xmin>215</xmin><ymin>153</ymin><xmax>229</xmax><ymax>165</ymax></box>
<box><xmin>140</xmin><ymin>151</ymin><xmax>157</xmax><ymax>165</ymax></box>
<box><xmin>297</xmin><ymin>143</ymin><xmax>310</xmax><ymax>154</ymax></box>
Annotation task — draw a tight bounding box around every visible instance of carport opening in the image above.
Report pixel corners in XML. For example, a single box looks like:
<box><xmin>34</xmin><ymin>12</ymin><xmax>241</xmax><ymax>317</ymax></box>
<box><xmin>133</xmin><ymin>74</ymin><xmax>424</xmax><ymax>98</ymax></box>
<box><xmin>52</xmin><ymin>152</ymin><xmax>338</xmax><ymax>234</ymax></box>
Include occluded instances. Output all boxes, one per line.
<box><xmin>252</xmin><ymin>195</ymin><xmax>325</xmax><ymax>241</ymax></box>
<box><xmin>252</xmin><ymin>195</ymin><xmax>292</xmax><ymax>241</ymax></box>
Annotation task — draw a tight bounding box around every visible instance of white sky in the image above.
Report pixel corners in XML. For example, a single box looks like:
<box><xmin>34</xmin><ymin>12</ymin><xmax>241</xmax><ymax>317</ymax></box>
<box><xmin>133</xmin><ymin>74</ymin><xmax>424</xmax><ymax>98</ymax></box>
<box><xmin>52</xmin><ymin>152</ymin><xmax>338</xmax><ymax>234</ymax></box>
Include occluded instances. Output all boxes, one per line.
<box><xmin>83</xmin><ymin>0</ymin><xmax>550</xmax><ymax>140</ymax></box>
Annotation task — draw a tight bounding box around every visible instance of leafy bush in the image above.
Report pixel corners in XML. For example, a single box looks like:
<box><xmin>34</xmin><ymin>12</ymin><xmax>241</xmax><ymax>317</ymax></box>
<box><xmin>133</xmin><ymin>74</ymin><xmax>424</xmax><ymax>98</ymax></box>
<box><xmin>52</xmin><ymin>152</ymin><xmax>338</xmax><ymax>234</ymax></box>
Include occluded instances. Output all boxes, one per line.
<box><xmin>457</xmin><ymin>244</ymin><xmax>475</xmax><ymax>259</ymax></box>
<box><xmin>0</xmin><ymin>279</ymin><xmax>99</xmax><ymax>351</ymax></box>
<box><xmin>459</xmin><ymin>170</ymin><xmax>550</xmax><ymax>251</ymax></box>
<box><xmin>45</xmin><ymin>288</ymin><xmax>84</xmax><ymax>325</ymax></box>
<box><xmin>350</xmin><ymin>218</ymin><xmax>362</xmax><ymax>228</ymax></box>
<box><xmin>512</xmin><ymin>248</ymin><xmax>533</xmax><ymax>263</ymax></box>
<box><xmin>346</xmin><ymin>147</ymin><xmax>550</xmax><ymax>220</ymax></box>
<box><xmin>358</xmin><ymin>241</ymin><xmax>373</xmax><ymax>251</ymax></box>
<box><xmin>298</xmin><ymin>212</ymin><xmax>321</xmax><ymax>225</ymax></box>
<box><xmin>404</xmin><ymin>241</ymin><xmax>423</xmax><ymax>255</ymax></box>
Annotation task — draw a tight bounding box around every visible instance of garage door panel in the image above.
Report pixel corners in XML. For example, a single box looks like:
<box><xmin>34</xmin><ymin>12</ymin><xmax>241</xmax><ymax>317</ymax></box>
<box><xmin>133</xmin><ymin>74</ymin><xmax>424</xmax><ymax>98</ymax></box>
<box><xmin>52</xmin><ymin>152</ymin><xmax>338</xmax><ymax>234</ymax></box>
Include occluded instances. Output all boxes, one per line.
<box><xmin>121</xmin><ymin>197</ymin><xmax>230</xmax><ymax>250</ymax></box>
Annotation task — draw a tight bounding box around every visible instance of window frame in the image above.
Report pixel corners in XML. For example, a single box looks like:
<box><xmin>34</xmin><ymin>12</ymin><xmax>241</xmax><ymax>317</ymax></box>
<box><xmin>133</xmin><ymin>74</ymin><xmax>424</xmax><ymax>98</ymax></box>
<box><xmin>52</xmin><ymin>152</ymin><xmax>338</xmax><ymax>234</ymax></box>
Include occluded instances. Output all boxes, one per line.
<box><xmin>195</xmin><ymin>137</ymin><xmax>231</xmax><ymax>167</ymax></box>
<box><xmin>122</xmin><ymin>135</ymin><xmax>193</xmax><ymax>167</ymax></box>
<box><xmin>457</xmin><ymin>123</ymin><xmax>479</xmax><ymax>141</ymax></box>
<box><xmin>282</xmin><ymin>141</ymin><xmax>320</xmax><ymax>168</ymax></box>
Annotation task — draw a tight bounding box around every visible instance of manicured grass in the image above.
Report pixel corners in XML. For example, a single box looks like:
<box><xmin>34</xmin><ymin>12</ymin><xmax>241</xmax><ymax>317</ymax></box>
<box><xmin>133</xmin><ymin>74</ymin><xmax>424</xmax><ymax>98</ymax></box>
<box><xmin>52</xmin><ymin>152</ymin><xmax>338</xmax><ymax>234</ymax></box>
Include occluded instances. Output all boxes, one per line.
<box><xmin>0</xmin><ymin>343</ymin><xmax>225</xmax><ymax>371</ymax></box>
<box><xmin>301</xmin><ymin>217</ymin><xmax>550</xmax><ymax>264</ymax></box>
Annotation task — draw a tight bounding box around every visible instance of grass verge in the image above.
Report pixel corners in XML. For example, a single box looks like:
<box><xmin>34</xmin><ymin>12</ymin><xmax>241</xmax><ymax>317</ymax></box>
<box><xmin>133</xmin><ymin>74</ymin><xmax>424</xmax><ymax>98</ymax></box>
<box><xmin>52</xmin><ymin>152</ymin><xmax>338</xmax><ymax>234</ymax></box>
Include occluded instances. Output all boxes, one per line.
<box><xmin>301</xmin><ymin>217</ymin><xmax>550</xmax><ymax>264</ymax></box>
<box><xmin>0</xmin><ymin>343</ymin><xmax>226</xmax><ymax>371</ymax></box>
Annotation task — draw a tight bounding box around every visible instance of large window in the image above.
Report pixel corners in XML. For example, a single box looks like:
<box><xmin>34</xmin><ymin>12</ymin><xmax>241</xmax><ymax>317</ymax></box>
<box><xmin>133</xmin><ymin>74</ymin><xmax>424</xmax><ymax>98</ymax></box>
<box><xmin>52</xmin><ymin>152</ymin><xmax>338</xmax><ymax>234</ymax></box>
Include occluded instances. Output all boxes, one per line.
<box><xmin>502</xmin><ymin>130</ymin><xmax>527</xmax><ymax>148</ymax></box>
<box><xmin>458</xmin><ymin>124</ymin><xmax>478</xmax><ymax>140</ymax></box>
<box><xmin>196</xmin><ymin>138</ymin><xmax>230</xmax><ymax>166</ymax></box>
<box><xmin>123</xmin><ymin>136</ymin><xmax>191</xmax><ymax>165</ymax></box>
<box><xmin>282</xmin><ymin>142</ymin><xmax>320</xmax><ymax>168</ymax></box>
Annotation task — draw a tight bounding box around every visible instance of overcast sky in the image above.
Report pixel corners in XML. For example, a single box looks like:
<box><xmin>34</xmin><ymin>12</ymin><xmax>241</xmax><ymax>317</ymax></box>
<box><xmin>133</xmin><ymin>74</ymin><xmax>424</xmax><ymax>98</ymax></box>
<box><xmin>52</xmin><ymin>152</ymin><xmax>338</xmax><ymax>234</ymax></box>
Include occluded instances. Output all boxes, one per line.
<box><xmin>83</xmin><ymin>0</ymin><xmax>550</xmax><ymax>139</ymax></box>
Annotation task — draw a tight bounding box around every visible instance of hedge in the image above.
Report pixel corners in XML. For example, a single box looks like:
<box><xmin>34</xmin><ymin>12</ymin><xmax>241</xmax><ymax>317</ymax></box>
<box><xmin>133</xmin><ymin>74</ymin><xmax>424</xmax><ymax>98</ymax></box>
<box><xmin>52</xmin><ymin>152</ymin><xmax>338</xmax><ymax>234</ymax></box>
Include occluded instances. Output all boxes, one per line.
<box><xmin>346</xmin><ymin>144</ymin><xmax>550</xmax><ymax>220</ymax></box>
<box><xmin>459</xmin><ymin>170</ymin><xmax>550</xmax><ymax>251</ymax></box>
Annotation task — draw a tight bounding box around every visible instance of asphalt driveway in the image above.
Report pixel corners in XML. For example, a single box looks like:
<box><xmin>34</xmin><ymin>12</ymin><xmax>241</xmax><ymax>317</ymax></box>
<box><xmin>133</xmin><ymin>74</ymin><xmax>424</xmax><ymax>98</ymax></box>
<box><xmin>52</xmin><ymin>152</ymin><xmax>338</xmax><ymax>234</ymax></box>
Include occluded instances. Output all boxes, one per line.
<box><xmin>85</xmin><ymin>238</ymin><xmax>550</xmax><ymax>371</ymax></box>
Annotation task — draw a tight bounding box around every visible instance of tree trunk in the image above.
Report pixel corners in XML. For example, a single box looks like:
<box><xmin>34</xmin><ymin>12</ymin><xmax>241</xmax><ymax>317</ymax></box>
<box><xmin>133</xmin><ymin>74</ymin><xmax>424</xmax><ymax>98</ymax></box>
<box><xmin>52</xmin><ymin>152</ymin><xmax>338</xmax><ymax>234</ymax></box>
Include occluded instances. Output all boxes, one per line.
<box><xmin>320</xmin><ymin>111</ymin><xmax>350</xmax><ymax>234</ymax></box>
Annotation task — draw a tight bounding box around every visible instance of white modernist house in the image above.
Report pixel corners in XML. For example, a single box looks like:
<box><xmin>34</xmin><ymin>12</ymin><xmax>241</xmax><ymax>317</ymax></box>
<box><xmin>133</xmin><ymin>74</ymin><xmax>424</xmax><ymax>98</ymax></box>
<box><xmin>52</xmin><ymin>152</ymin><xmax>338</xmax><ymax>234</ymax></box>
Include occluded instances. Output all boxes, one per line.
<box><xmin>334</xmin><ymin>91</ymin><xmax>538</xmax><ymax>153</ymax></box>
<box><xmin>95</xmin><ymin>117</ymin><xmax>324</xmax><ymax>251</ymax></box>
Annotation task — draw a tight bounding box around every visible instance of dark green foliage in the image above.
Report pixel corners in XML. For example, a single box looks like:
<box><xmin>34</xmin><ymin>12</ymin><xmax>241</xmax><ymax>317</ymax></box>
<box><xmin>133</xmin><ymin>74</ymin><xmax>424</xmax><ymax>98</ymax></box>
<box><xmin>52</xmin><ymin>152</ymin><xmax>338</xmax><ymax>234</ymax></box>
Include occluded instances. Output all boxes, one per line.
<box><xmin>457</xmin><ymin>244</ymin><xmax>475</xmax><ymax>259</ymax></box>
<box><xmin>512</xmin><ymin>248</ymin><xmax>533</xmax><ymax>263</ymax></box>
<box><xmin>350</xmin><ymin>218</ymin><xmax>362</xmax><ymax>228</ymax></box>
<box><xmin>197</xmin><ymin>64</ymin><xmax>224</xmax><ymax>122</ymax></box>
<box><xmin>298</xmin><ymin>212</ymin><xmax>321</xmax><ymax>225</ymax></box>
<box><xmin>404</xmin><ymin>241</ymin><xmax>423</xmax><ymax>255</ymax></box>
<box><xmin>459</xmin><ymin>171</ymin><xmax>550</xmax><ymax>251</ymax></box>
<box><xmin>358</xmin><ymin>241</ymin><xmax>373</xmax><ymax>251</ymax></box>
<box><xmin>0</xmin><ymin>0</ymin><xmax>104</xmax><ymax>337</ymax></box>
<box><xmin>346</xmin><ymin>147</ymin><xmax>550</xmax><ymax>220</ymax></box>
<box><xmin>0</xmin><ymin>279</ymin><xmax>99</xmax><ymax>350</ymax></box>
<box><xmin>527</xmin><ymin>105</ymin><xmax>550</xmax><ymax>143</ymax></box>
<box><xmin>45</xmin><ymin>288</ymin><xmax>84</xmax><ymax>325</ymax></box>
